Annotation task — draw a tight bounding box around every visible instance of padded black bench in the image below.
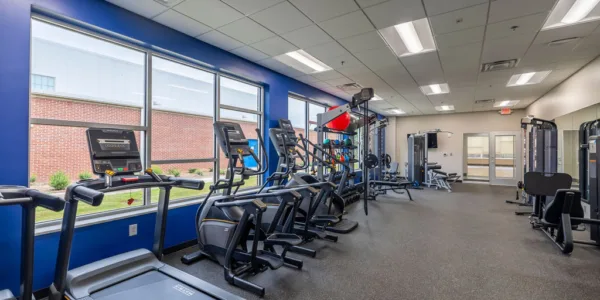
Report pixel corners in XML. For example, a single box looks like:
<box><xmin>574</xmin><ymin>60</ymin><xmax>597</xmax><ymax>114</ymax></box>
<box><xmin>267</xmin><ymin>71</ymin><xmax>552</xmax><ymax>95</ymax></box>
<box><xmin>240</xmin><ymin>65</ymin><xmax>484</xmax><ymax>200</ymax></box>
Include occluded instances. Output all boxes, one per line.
<box><xmin>429</xmin><ymin>168</ymin><xmax>460</xmax><ymax>192</ymax></box>
<box><xmin>368</xmin><ymin>180</ymin><xmax>413</xmax><ymax>201</ymax></box>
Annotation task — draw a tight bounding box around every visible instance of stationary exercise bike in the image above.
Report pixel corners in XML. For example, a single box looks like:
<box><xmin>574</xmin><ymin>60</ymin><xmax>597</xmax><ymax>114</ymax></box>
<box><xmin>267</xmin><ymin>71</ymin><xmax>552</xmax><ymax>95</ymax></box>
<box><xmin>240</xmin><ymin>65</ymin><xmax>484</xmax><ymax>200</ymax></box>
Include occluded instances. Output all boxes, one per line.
<box><xmin>182</xmin><ymin>121</ymin><xmax>306</xmax><ymax>297</ymax></box>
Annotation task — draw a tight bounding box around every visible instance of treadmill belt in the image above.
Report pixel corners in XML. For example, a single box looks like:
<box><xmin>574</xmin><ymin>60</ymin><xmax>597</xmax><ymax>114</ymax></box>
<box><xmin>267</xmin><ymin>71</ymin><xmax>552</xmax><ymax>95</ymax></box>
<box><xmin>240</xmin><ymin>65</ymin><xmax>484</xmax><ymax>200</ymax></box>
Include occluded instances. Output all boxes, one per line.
<box><xmin>90</xmin><ymin>271</ymin><xmax>214</xmax><ymax>300</ymax></box>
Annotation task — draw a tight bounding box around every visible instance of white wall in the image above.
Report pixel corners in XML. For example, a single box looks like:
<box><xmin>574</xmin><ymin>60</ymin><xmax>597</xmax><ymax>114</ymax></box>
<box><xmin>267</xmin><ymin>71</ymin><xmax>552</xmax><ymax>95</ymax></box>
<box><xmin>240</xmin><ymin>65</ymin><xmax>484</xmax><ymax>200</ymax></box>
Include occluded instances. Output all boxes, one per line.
<box><xmin>395</xmin><ymin>110</ymin><xmax>526</xmax><ymax>176</ymax></box>
<box><xmin>527</xmin><ymin>56</ymin><xmax>600</xmax><ymax>120</ymax></box>
<box><xmin>385</xmin><ymin>117</ymin><xmax>397</xmax><ymax>162</ymax></box>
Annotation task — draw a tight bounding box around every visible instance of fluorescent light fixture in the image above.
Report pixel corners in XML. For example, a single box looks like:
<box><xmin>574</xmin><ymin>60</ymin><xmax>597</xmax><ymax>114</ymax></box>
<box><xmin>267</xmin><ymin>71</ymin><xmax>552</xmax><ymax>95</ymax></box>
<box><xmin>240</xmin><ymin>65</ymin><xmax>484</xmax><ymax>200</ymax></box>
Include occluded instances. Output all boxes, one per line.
<box><xmin>507</xmin><ymin>71</ymin><xmax>552</xmax><ymax>87</ymax></box>
<box><xmin>562</xmin><ymin>0</ymin><xmax>600</xmax><ymax>23</ymax></box>
<box><xmin>543</xmin><ymin>0</ymin><xmax>600</xmax><ymax>29</ymax></box>
<box><xmin>515</xmin><ymin>72</ymin><xmax>535</xmax><ymax>85</ymax></box>
<box><xmin>395</xmin><ymin>22</ymin><xmax>423</xmax><ymax>53</ymax></box>
<box><xmin>379</xmin><ymin>18</ymin><xmax>436</xmax><ymax>58</ymax></box>
<box><xmin>372</xmin><ymin>94</ymin><xmax>384</xmax><ymax>101</ymax></box>
<box><xmin>420</xmin><ymin>83</ymin><xmax>450</xmax><ymax>95</ymax></box>
<box><xmin>274</xmin><ymin>50</ymin><xmax>332</xmax><ymax>74</ymax></box>
<box><xmin>170</xmin><ymin>84</ymin><xmax>208</xmax><ymax>94</ymax></box>
<box><xmin>494</xmin><ymin>100</ymin><xmax>520</xmax><ymax>107</ymax></box>
<box><xmin>387</xmin><ymin>109</ymin><xmax>405</xmax><ymax>115</ymax></box>
<box><xmin>435</xmin><ymin>105</ymin><xmax>455</xmax><ymax>112</ymax></box>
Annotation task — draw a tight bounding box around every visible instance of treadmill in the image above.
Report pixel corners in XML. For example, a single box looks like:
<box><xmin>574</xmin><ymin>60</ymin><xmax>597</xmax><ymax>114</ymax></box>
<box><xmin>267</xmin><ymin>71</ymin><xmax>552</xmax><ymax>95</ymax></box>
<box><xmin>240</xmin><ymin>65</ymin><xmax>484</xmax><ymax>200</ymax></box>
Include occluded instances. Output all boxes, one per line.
<box><xmin>48</xmin><ymin>128</ymin><xmax>243</xmax><ymax>300</ymax></box>
<box><xmin>0</xmin><ymin>186</ymin><xmax>65</xmax><ymax>300</ymax></box>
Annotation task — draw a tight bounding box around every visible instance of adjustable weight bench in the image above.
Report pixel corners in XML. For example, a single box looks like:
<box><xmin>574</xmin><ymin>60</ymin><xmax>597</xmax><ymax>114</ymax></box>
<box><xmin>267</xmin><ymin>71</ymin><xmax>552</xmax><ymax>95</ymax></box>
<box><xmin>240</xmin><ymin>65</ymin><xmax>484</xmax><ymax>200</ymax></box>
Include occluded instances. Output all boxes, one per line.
<box><xmin>368</xmin><ymin>180</ymin><xmax>413</xmax><ymax>201</ymax></box>
<box><xmin>429</xmin><ymin>167</ymin><xmax>460</xmax><ymax>192</ymax></box>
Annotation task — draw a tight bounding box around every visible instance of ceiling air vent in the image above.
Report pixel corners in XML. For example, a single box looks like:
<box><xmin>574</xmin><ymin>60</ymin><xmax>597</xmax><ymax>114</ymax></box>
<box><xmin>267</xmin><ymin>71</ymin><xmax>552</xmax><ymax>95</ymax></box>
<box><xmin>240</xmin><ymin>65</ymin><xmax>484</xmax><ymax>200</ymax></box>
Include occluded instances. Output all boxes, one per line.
<box><xmin>336</xmin><ymin>83</ymin><xmax>363</xmax><ymax>92</ymax></box>
<box><xmin>548</xmin><ymin>37</ymin><xmax>580</xmax><ymax>47</ymax></box>
<box><xmin>481</xmin><ymin>59</ymin><xmax>518</xmax><ymax>72</ymax></box>
<box><xmin>474</xmin><ymin>99</ymin><xmax>494</xmax><ymax>105</ymax></box>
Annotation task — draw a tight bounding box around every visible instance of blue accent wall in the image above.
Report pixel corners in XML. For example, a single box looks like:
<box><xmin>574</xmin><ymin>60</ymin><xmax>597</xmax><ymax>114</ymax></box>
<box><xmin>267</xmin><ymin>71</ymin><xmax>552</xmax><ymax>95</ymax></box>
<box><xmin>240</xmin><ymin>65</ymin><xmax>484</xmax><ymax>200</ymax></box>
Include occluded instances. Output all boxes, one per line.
<box><xmin>0</xmin><ymin>0</ymin><xmax>352</xmax><ymax>294</ymax></box>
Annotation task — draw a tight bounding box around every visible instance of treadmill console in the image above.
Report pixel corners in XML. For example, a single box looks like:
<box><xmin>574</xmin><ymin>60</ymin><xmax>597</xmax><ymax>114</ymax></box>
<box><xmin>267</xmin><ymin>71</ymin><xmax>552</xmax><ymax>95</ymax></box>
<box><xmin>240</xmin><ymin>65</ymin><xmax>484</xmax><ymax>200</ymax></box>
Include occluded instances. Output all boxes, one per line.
<box><xmin>214</xmin><ymin>121</ymin><xmax>252</xmax><ymax>158</ymax></box>
<box><xmin>86</xmin><ymin>128</ymin><xmax>143</xmax><ymax>175</ymax></box>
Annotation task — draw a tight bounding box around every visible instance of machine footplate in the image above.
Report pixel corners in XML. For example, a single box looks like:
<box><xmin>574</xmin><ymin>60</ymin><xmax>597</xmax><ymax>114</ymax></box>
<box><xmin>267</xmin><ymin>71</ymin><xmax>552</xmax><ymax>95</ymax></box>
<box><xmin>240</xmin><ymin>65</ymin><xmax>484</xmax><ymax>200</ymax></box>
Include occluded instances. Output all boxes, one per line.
<box><xmin>256</xmin><ymin>251</ymin><xmax>284</xmax><ymax>269</ymax></box>
<box><xmin>264</xmin><ymin>233</ymin><xmax>303</xmax><ymax>246</ymax></box>
<box><xmin>310</xmin><ymin>215</ymin><xmax>340</xmax><ymax>225</ymax></box>
<box><xmin>325</xmin><ymin>219</ymin><xmax>358</xmax><ymax>234</ymax></box>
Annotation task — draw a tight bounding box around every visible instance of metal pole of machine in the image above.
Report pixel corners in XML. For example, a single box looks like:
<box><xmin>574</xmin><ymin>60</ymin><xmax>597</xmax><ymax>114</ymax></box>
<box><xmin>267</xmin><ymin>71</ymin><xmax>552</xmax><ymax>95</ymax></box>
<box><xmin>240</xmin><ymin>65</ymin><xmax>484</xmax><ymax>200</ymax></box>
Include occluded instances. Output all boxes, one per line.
<box><xmin>363</xmin><ymin>100</ymin><xmax>369</xmax><ymax>215</ymax></box>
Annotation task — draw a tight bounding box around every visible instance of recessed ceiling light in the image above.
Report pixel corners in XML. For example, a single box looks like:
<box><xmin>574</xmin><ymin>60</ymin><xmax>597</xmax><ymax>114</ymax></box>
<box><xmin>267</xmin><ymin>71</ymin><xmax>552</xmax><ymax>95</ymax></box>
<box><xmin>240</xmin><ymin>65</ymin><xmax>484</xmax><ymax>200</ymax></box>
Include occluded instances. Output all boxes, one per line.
<box><xmin>420</xmin><ymin>83</ymin><xmax>450</xmax><ymax>95</ymax></box>
<box><xmin>387</xmin><ymin>109</ymin><xmax>405</xmax><ymax>114</ymax></box>
<box><xmin>435</xmin><ymin>105</ymin><xmax>454</xmax><ymax>112</ymax></box>
<box><xmin>494</xmin><ymin>100</ymin><xmax>520</xmax><ymax>107</ymax></box>
<box><xmin>274</xmin><ymin>50</ymin><xmax>332</xmax><ymax>74</ymax></box>
<box><xmin>507</xmin><ymin>71</ymin><xmax>552</xmax><ymax>87</ymax></box>
<box><xmin>543</xmin><ymin>0</ymin><xmax>600</xmax><ymax>29</ymax></box>
<box><xmin>379</xmin><ymin>18</ymin><xmax>436</xmax><ymax>58</ymax></box>
<box><xmin>563</xmin><ymin>0</ymin><xmax>600</xmax><ymax>24</ymax></box>
<box><xmin>372</xmin><ymin>94</ymin><xmax>384</xmax><ymax>101</ymax></box>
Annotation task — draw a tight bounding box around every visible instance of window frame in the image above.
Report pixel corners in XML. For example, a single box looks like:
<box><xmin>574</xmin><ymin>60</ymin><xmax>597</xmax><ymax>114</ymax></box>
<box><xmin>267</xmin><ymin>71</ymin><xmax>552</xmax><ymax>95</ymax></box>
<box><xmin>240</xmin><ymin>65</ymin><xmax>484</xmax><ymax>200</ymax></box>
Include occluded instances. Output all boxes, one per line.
<box><xmin>30</xmin><ymin>16</ymin><xmax>264</xmax><ymax>231</ymax></box>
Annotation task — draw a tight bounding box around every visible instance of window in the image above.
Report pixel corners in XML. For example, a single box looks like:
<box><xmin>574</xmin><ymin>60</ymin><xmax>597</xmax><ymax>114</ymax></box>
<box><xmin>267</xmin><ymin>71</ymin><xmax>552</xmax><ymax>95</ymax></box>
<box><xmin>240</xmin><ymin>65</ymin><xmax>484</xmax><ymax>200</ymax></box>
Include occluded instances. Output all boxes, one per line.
<box><xmin>218</xmin><ymin>77</ymin><xmax>263</xmax><ymax>189</ymax></box>
<box><xmin>30</xmin><ymin>19</ymin><xmax>263</xmax><ymax>224</ymax></box>
<box><xmin>31</xmin><ymin>74</ymin><xmax>55</xmax><ymax>92</ymax></box>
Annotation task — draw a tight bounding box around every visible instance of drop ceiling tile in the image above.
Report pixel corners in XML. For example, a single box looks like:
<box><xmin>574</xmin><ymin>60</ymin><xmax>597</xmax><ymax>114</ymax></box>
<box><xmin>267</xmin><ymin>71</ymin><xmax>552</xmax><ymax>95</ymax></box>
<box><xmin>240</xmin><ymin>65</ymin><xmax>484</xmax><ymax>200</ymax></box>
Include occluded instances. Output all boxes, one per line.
<box><xmin>289</xmin><ymin>0</ymin><xmax>359</xmax><ymax>22</ymax></box>
<box><xmin>354</xmin><ymin>47</ymin><xmax>402</xmax><ymax>71</ymax></box>
<box><xmin>363</xmin><ymin>0</ymin><xmax>426</xmax><ymax>29</ymax></box>
<box><xmin>152</xmin><ymin>9</ymin><xmax>211</xmax><ymax>37</ymax></box>
<box><xmin>230</xmin><ymin>46</ymin><xmax>270</xmax><ymax>61</ymax></box>
<box><xmin>313</xmin><ymin>70</ymin><xmax>345</xmax><ymax>81</ymax></box>
<box><xmin>435</xmin><ymin>26</ymin><xmax>485</xmax><ymax>50</ymax></box>
<box><xmin>486</xmin><ymin>12</ymin><xmax>547</xmax><ymax>41</ymax></box>
<box><xmin>294</xmin><ymin>74</ymin><xmax>320</xmax><ymax>84</ymax></box>
<box><xmin>318</xmin><ymin>54</ymin><xmax>364</xmax><ymax>70</ymax></box>
<box><xmin>325</xmin><ymin>76</ymin><xmax>354</xmax><ymax>87</ymax></box>
<box><xmin>305</xmin><ymin>41</ymin><xmax>351</xmax><ymax>61</ymax></box>
<box><xmin>423</xmin><ymin>0</ymin><xmax>488</xmax><ymax>17</ymax></box>
<box><xmin>400</xmin><ymin>51</ymin><xmax>440</xmax><ymax>67</ymax></box>
<box><xmin>488</xmin><ymin>0</ymin><xmax>556</xmax><ymax>24</ymax></box>
<box><xmin>319</xmin><ymin>11</ymin><xmax>374</xmax><ymax>39</ymax></box>
<box><xmin>250</xmin><ymin>36</ymin><xmax>298</xmax><ymax>56</ymax></box>
<box><xmin>337</xmin><ymin>63</ymin><xmax>371</xmax><ymax>77</ymax></box>
<box><xmin>250</xmin><ymin>1</ymin><xmax>313</xmax><ymax>34</ymax></box>
<box><xmin>281</xmin><ymin>25</ymin><xmax>333</xmax><ymax>48</ymax></box>
<box><xmin>477</xmin><ymin>69</ymin><xmax>514</xmax><ymax>85</ymax></box>
<box><xmin>338</xmin><ymin>31</ymin><xmax>388</xmax><ymax>53</ymax></box>
<box><xmin>153</xmin><ymin>0</ymin><xmax>184</xmax><ymax>7</ymax></box>
<box><xmin>257</xmin><ymin>58</ymin><xmax>304</xmax><ymax>77</ymax></box>
<box><xmin>347</xmin><ymin>71</ymin><xmax>381</xmax><ymax>83</ymax></box>
<box><xmin>217</xmin><ymin>18</ymin><xmax>275</xmax><ymax>44</ymax></box>
<box><xmin>174</xmin><ymin>0</ymin><xmax>244</xmax><ymax>28</ymax></box>
<box><xmin>482</xmin><ymin>32</ymin><xmax>536</xmax><ymax>62</ymax></box>
<box><xmin>197</xmin><ymin>30</ymin><xmax>244</xmax><ymax>50</ymax></box>
<box><xmin>377</xmin><ymin>65</ymin><xmax>410</xmax><ymax>80</ymax></box>
<box><xmin>429</xmin><ymin>3</ymin><xmax>489</xmax><ymax>35</ymax></box>
<box><xmin>107</xmin><ymin>0</ymin><xmax>168</xmax><ymax>18</ymax></box>
<box><xmin>534</xmin><ymin>21</ymin><xmax>600</xmax><ymax>45</ymax></box>
<box><xmin>355</xmin><ymin>0</ymin><xmax>389</xmax><ymax>8</ymax></box>
<box><xmin>221</xmin><ymin>0</ymin><xmax>285</xmax><ymax>15</ymax></box>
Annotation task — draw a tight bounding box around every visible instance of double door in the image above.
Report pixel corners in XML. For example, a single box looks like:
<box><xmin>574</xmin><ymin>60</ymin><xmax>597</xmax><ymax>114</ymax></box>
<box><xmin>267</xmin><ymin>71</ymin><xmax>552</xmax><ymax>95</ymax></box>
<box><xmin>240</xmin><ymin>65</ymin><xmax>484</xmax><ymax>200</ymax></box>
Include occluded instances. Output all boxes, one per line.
<box><xmin>464</xmin><ymin>131</ymin><xmax>521</xmax><ymax>186</ymax></box>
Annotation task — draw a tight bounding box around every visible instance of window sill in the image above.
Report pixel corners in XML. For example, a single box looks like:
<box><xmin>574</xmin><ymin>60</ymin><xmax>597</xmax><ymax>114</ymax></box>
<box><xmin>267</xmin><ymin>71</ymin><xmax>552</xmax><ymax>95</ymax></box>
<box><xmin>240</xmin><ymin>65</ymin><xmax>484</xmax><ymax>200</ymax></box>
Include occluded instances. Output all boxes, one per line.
<box><xmin>35</xmin><ymin>185</ymin><xmax>263</xmax><ymax>236</ymax></box>
<box><xmin>35</xmin><ymin>196</ymin><xmax>205</xmax><ymax>236</ymax></box>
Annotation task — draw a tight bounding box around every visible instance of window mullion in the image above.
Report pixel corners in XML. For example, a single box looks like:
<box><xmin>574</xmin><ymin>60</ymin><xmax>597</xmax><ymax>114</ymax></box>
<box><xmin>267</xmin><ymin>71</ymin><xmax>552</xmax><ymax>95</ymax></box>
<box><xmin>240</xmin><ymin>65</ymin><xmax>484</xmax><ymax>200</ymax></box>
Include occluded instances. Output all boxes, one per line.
<box><xmin>143</xmin><ymin>52</ymin><xmax>153</xmax><ymax>206</ymax></box>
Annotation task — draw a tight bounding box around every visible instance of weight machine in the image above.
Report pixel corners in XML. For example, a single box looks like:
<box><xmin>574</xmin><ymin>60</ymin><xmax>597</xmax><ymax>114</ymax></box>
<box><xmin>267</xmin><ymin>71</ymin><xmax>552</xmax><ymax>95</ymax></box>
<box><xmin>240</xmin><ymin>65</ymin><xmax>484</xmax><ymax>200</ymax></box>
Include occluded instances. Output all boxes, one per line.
<box><xmin>314</xmin><ymin>88</ymin><xmax>374</xmax><ymax>215</ymax></box>
<box><xmin>406</xmin><ymin>130</ymin><xmax>459</xmax><ymax>192</ymax></box>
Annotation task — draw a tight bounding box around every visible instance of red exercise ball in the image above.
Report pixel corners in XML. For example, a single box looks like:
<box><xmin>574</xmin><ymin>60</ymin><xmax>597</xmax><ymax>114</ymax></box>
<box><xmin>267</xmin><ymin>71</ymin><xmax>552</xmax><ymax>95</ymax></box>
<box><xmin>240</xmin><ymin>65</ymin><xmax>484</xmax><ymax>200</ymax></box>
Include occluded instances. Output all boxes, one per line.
<box><xmin>326</xmin><ymin>106</ymin><xmax>351</xmax><ymax>131</ymax></box>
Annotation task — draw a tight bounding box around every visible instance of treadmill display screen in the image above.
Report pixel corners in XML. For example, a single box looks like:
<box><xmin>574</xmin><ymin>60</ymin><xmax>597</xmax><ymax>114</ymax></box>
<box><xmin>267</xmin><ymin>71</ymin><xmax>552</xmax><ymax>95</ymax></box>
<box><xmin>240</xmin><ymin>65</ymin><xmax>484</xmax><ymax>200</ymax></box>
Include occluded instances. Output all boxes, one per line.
<box><xmin>86</xmin><ymin>128</ymin><xmax>143</xmax><ymax>176</ymax></box>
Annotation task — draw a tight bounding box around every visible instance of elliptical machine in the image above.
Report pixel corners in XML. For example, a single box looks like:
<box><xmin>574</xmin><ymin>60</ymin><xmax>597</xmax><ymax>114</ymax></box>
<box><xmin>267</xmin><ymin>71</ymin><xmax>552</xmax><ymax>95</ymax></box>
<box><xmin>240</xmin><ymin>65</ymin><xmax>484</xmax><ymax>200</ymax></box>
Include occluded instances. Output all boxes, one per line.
<box><xmin>182</xmin><ymin>121</ymin><xmax>306</xmax><ymax>297</ymax></box>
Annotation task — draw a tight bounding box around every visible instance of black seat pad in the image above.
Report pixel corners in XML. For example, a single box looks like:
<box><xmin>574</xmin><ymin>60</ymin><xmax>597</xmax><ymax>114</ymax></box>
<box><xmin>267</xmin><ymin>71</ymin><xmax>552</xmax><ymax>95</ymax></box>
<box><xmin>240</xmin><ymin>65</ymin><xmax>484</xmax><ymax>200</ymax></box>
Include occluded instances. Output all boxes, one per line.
<box><xmin>523</xmin><ymin>172</ymin><xmax>572</xmax><ymax>196</ymax></box>
<box><xmin>543</xmin><ymin>189</ymin><xmax>584</xmax><ymax>226</ymax></box>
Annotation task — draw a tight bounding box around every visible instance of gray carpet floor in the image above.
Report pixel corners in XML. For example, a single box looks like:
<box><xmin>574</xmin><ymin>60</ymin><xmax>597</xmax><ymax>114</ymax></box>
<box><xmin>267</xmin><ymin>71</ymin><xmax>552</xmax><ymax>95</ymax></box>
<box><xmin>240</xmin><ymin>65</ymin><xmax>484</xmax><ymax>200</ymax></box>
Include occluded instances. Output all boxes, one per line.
<box><xmin>164</xmin><ymin>183</ymin><xmax>600</xmax><ymax>299</ymax></box>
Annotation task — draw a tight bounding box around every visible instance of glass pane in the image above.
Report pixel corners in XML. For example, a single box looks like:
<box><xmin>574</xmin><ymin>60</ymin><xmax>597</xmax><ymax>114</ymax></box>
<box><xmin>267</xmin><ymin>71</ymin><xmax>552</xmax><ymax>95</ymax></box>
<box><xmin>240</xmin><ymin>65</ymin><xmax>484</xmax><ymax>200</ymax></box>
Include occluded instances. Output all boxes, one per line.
<box><xmin>150</xmin><ymin>162</ymin><xmax>214</xmax><ymax>203</ymax></box>
<box><xmin>30</xmin><ymin>20</ymin><xmax>145</xmax><ymax>126</ymax></box>
<box><xmin>218</xmin><ymin>109</ymin><xmax>260</xmax><ymax>189</ymax></box>
<box><xmin>30</xmin><ymin>125</ymin><xmax>145</xmax><ymax>222</ymax></box>
<box><xmin>219</xmin><ymin>77</ymin><xmax>259</xmax><ymax>111</ymax></box>
<box><xmin>466</xmin><ymin>136</ymin><xmax>489</xmax><ymax>179</ymax></box>
<box><xmin>495</xmin><ymin>135</ymin><xmax>515</xmax><ymax>179</ymax></box>
<box><xmin>288</xmin><ymin>97</ymin><xmax>306</xmax><ymax>130</ymax></box>
<box><xmin>151</xmin><ymin>56</ymin><xmax>215</xmax><ymax>160</ymax></box>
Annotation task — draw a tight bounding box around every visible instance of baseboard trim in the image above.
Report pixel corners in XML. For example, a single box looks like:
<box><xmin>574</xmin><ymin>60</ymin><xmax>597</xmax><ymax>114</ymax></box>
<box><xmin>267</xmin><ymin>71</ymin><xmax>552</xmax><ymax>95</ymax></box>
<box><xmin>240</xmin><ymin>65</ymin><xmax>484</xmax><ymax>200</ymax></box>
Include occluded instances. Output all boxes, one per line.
<box><xmin>164</xmin><ymin>239</ymin><xmax>197</xmax><ymax>255</ymax></box>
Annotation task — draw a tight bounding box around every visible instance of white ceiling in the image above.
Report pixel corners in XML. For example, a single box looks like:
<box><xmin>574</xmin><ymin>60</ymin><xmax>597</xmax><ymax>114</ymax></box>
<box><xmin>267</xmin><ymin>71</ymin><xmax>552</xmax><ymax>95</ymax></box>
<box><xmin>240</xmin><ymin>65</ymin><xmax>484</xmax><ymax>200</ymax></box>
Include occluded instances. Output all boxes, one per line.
<box><xmin>106</xmin><ymin>0</ymin><xmax>600</xmax><ymax>116</ymax></box>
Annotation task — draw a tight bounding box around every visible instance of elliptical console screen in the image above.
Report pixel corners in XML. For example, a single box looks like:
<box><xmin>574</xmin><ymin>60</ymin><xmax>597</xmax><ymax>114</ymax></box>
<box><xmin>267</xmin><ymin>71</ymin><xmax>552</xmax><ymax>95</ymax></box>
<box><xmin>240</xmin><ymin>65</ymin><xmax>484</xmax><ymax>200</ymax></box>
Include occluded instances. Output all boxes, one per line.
<box><xmin>278</xmin><ymin>119</ymin><xmax>295</xmax><ymax>134</ymax></box>
<box><xmin>214</xmin><ymin>121</ymin><xmax>252</xmax><ymax>157</ymax></box>
<box><xmin>87</xmin><ymin>128</ymin><xmax>143</xmax><ymax>175</ymax></box>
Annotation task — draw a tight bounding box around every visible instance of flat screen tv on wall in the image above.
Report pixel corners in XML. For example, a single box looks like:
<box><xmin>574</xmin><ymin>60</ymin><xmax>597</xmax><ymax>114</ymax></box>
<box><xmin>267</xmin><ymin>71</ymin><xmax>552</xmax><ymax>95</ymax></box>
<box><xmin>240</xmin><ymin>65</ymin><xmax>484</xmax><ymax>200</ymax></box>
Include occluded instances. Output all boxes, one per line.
<box><xmin>427</xmin><ymin>133</ymin><xmax>438</xmax><ymax>149</ymax></box>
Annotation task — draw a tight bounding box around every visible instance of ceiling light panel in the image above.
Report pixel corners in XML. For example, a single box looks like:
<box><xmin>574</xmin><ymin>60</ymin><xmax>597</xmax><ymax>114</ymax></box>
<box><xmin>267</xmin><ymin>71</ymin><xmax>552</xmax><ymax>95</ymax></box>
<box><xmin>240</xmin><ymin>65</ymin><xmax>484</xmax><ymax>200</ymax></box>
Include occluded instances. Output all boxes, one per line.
<box><xmin>493</xmin><ymin>100</ymin><xmax>520</xmax><ymax>107</ymax></box>
<box><xmin>372</xmin><ymin>94</ymin><xmax>384</xmax><ymax>101</ymax></box>
<box><xmin>274</xmin><ymin>50</ymin><xmax>332</xmax><ymax>74</ymax></box>
<box><xmin>379</xmin><ymin>18</ymin><xmax>436</xmax><ymax>58</ymax></box>
<box><xmin>543</xmin><ymin>0</ymin><xmax>600</xmax><ymax>29</ymax></box>
<box><xmin>387</xmin><ymin>108</ymin><xmax>405</xmax><ymax>114</ymax></box>
<box><xmin>507</xmin><ymin>71</ymin><xmax>552</xmax><ymax>87</ymax></box>
<box><xmin>434</xmin><ymin>105</ymin><xmax>454</xmax><ymax>111</ymax></box>
<box><xmin>420</xmin><ymin>83</ymin><xmax>450</xmax><ymax>95</ymax></box>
